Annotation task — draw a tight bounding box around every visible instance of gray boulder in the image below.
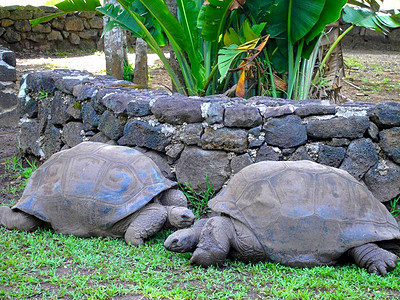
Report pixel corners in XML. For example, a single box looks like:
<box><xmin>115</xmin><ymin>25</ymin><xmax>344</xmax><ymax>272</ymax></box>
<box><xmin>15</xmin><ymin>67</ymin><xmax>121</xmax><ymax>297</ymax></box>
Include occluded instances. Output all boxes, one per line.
<box><xmin>340</xmin><ymin>138</ymin><xmax>378</xmax><ymax>180</ymax></box>
<box><xmin>264</xmin><ymin>115</ymin><xmax>307</xmax><ymax>148</ymax></box>
<box><xmin>364</xmin><ymin>161</ymin><xmax>400</xmax><ymax>203</ymax></box>
<box><xmin>175</xmin><ymin>146</ymin><xmax>230</xmax><ymax>192</ymax></box>
<box><xmin>379</xmin><ymin>127</ymin><xmax>400</xmax><ymax>164</ymax></box>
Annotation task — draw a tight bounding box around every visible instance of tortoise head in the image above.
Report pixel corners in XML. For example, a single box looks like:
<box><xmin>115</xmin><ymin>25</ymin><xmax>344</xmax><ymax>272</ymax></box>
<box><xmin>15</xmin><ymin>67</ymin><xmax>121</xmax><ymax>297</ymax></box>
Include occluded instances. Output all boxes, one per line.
<box><xmin>164</xmin><ymin>227</ymin><xmax>198</xmax><ymax>253</ymax></box>
<box><xmin>164</xmin><ymin>219</ymin><xmax>207</xmax><ymax>253</ymax></box>
<box><xmin>166</xmin><ymin>206</ymin><xmax>195</xmax><ymax>229</ymax></box>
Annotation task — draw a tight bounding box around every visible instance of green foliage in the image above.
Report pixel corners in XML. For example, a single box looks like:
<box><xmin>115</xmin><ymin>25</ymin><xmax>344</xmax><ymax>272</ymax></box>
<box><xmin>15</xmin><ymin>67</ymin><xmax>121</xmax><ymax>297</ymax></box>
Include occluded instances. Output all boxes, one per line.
<box><xmin>179</xmin><ymin>175</ymin><xmax>215</xmax><ymax>218</ymax></box>
<box><xmin>98</xmin><ymin>0</ymin><xmax>186</xmax><ymax>94</ymax></box>
<box><xmin>1</xmin><ymin>157</ymin><xmax>38</xmax><ymax>197</ymax></box>
<box><xmin>123</xmin><ymin>60</ymin><xmax>135</xmax><ymax>82</ymax></box>
<box><xmin>342</xmin><ymin>5</ymin><xmax>400</xmax><ymax>34</ymax></box>
<box><xmin>266</xmin><ymin>0</ymin><xmax>347</xmax><ymax>99</ymax></box>
<box><xmin>4</xmin><ymin>157</ymin><xmax>38</xmax><ymax>181</ymax></box>
<box><xmin>38</xmin><ymin>91</ymin><xmax>49</xmax><ymax>100</ymax></box>
<box><xmin>197</xmin><ymin>0</ymin><xmax>234</xmax><ymax>42</ymax></box>
<box><xmin>390</xmin><ymin>195</ymin><xmax>400</xmax><ymax>217</ymax></box>
<box><xmin>30</xmin><ymin>0</ymin><xmax>101</xmax><ymax>27</ymax></box>
<box><xmin>30</xmin><ymin>0</ymin><xmax>399</xmax><ymax>100</ymax></box>
<box><xmin>345</xmin><ymin>57</ymin><xmax>364</xmax><ymax>69</ymax></box>
<box><xmin>73</xmin><ymin>101</ymin><xmax>82</xmax><ymax>110</ymax></box>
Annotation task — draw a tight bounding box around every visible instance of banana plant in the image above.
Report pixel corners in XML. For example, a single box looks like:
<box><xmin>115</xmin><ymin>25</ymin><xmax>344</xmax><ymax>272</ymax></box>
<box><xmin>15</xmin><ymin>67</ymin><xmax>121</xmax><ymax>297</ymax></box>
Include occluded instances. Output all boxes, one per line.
<box><xmin>318</xmin><ymin>4</ymin><xmax>400</xmax><ymax>78</ymax></box>
<box><xmin>30</xmin><ymin>0</ymin><xmax>239</xmax><ymax>96</ymax></box>
<box><xmin>265</xmin><ymin>0</ymin><xmax>347</xmax><ymax>100</ymax></box>
<box><xmin>312</xmin><ymin>2</ymin><xmax>400</xmax><ymax>100</ymax></box>
<box><xmin>217</xmin><ymin>20</ymin><xmax>271</xmax><ymax>97</ymax></box>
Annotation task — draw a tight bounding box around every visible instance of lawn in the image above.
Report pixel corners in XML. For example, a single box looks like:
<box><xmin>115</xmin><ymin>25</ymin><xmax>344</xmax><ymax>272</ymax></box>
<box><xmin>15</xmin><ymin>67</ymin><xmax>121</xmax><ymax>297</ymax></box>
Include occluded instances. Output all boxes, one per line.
<box><xmin>1</xmin><ymin>228</ymin><xmax>400</xmax><ymax>300</ymax></box>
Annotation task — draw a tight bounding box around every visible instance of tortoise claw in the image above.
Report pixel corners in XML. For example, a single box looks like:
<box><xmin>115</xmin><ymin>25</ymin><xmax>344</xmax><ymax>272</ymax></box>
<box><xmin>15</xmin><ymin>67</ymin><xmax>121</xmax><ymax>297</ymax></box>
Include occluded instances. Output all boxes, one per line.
<box><xmin>350</xmin><ymin>243</ymin><xmax>398</xmax><ymax>276</ymax></box>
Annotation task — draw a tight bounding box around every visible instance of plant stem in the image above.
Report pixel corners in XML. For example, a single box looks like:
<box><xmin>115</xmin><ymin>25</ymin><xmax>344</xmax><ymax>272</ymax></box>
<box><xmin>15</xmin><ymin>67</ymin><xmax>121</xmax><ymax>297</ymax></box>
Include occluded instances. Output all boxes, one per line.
<box><xmin>314</xmin><ymin>24</ymin><xmax>354</xmax><ymax>83</ymax></box>
<box><xmin>202</xmin><ymin>63</ymin><xmax>219</xmax><ymax>95</ymax></box>
<box><xmin>263</xmin><ymin>48</ymin><xmax>277</xmax><ymax>97</ymax></box>
<box><xmin>298</xmin><ymin>35</ymin><xmax>321</xmax><ymax>100</ymax></box>
<box><xmin>287</xmin><ymin>39</ymin><xmax>304</xmax><ymax>100</ymax></box>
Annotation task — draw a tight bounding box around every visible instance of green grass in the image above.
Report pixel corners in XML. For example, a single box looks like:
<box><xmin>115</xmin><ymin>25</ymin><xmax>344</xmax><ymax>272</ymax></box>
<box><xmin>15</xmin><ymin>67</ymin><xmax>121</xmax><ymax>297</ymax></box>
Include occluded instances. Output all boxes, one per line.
<box><xmin>390</xmin><ymin>195</ymin><xmax>400</xmax><ymax>217</ymax></box>
<box><xmin>344</xmin><ymin>58</ymin><xmax>364</xmax><ymax>69</ymax></box>
<box><xmin>343</xmin><ymin>55</ymin><xmax>400</xmax><ymax>100</ymax></box>
<box><xmin>1</xmin><ymin>157</ymin><xmax>38</xmax><ymax>198</ymax></box>
<box><xmin>179</xmin><ymin>175</ymin><xmax>215</xmax><ymax>218</ymax></box>
<box><xmin>1</xmin><ymin>228</ymin><xmax>400</xmax><ymax>300</ymax></box>
<box><xmin>123</xmin><ymin>60</ymin><xmax>135</xmax><ymax>82</ymax></box>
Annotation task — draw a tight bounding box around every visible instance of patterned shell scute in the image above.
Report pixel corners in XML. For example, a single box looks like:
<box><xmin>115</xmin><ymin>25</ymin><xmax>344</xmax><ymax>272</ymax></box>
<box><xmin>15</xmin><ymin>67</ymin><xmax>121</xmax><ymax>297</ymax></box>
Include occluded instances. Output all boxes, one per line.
<box><xmin>209</xmin><ymin>160</ymin><xmax>400</xmax><ymax>266</ymax></box>
<box><xmin>14</xmin><ymin>142</ymin><xmax>175</xmax><ymax>233</ymax></box>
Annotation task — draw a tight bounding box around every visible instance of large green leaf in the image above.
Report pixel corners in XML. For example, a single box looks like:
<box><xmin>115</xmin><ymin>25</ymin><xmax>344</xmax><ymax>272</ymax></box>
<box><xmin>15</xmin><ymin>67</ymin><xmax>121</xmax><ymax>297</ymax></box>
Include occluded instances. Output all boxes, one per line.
<box><xmin>30</xmin><ymin>0</ymin><xmax>100</xmax><ymax>26</ymax></box>
<box><xmin>245</xmin><ymin>0</ymin><xmax>276</xmax><ymax>23</ymax></box>
<box><xmin>134</xmin><ymin>0</ymin><xmax>205</xmax><ymax>87</ymax></box>
<box><xmin>304</xmin><ymin>0</ymin><xmax>347</xmax><ymax>43</ymax></box>
<box><xmin>98</xmin><ymin>3</ymin><xmax>143</xmax><ymax>37</ymax></box>
<box><xmin>217</xmin><ymin>44</ymin><xmax>241</xmax><ymax>82</ymax></box>
<box><xmin>342</xmin><ymin>5</ymin><xmax>400</xmax><ymax>33</ymax></box>
<box><xmin>99</xmin><ymin>1</ymin><xmax>166</xmax><ymax>46</ymax></box>
<box><xmin>30</xmin><ymin>12</ymin><xmax>67</xmax><ymax>26</ymax></box>
<box><xmin>125</xmin><ymin>1</ymin><xmax>166</xmax><ymax>46</ymax></box>
<box><xmin>56</xmin><ymin>0</ymin><xmax>100</xmax><ymax>11</ymax></box>
<box><xmin>267</xmin><ymin>0</ymin><xmax>326</xmax><ymax>44</ymax></box>
<box><xmin>134</xmin><ymin>0</ymin><xmax>189</xmax><ymax>51</ymax></box>
<box><xmin>198</xmin><ymin>0</ymin><xmax>235</xmax><ymax>42</ymax></box>
<box><xmin>176</xmin><ymin>0</ymin><xmax>205</xmax><ymax>85</ymax></box>
<box><xmin>376</xmin><ymin>13</ymin><xmax>400</xmax><ymax>29</ymax></box>
<box><xmin>346</xmin><ymin>0</ymin><xmax>381</xmax><ymax>11</ymax></box>
<box><xmin>176</xmin><ymin>0</ymin><xmax>200</xmax><ymax>50</ymax></box>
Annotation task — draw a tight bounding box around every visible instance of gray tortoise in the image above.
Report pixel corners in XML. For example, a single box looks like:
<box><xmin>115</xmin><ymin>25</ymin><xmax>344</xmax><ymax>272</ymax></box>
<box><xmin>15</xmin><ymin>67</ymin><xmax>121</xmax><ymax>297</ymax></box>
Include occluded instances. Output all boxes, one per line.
<box><xmin>0</xmin><ymin>142</ymin><xmax>194</xmax><ymax>245</ymax></box>
<box><xmin>165</xmin><ymin>160</ymin><xmax>400</xmax><ymax>275</ymax></box>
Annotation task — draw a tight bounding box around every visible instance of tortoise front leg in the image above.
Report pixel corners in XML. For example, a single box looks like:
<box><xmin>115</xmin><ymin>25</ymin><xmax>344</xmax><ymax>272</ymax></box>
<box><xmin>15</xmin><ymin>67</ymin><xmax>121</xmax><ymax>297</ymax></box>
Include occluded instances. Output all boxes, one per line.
<box><xmin>0</xmin><ymin>206</ymin><xmax>42</xmax><ymax>231</ymax></box>
<box><xmin>124</xmin><ymin>203</ymin><xmax>167</xmax><ymax>246</ymax></box>
<box><xmin>348</xmin><ymin>243</ymin><xmax>398</xmax><ymax>276</ymax></box>
<box><xmin>190</xmin><ymin>216</ymin><xmax>235</xmax><ymax>267</ymax></box>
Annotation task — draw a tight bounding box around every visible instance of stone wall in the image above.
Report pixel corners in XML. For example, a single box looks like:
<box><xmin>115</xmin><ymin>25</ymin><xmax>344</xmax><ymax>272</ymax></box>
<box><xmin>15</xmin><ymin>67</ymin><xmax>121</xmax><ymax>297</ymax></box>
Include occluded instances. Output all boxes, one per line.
<box><xmin>341</xmin><ymin>24</ymin><xmax>400</xmax><ymax>51</ymax></box>
<box><xmin>0</xmin><ymin>5</ymin><xmax>104</xmax><ymax>52</ymax></box>
<box><xmin>18</xmin><ymin>69</ymin><xmax>400</xmax><ymax>208</ymax></box>
<box><xmin>0</xmin><ymin>46</ymin><xmax>17</xmax><ymax>127</ymax></box>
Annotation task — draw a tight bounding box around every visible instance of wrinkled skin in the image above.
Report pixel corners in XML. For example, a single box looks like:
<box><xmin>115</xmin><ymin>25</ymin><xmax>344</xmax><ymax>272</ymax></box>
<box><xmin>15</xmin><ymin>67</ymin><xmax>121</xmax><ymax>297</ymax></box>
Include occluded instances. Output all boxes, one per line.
<box><xmin>165</xmin><ymin>216</ymin><xmax>399</xmax><ymax>276</ymax></box>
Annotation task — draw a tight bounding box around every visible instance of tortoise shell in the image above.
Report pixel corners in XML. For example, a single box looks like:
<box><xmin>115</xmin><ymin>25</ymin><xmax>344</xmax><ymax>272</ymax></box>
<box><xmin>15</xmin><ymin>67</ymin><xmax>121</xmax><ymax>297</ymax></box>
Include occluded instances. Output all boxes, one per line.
<box><xmin>14</xmin><ymin>142</ymin><xmax>175</xmax><ymax>235</ymax></box>
<box><xmin>209</xmin><ymin>160</ymin><xmax>400</xmax><ymax>266</ymax></box>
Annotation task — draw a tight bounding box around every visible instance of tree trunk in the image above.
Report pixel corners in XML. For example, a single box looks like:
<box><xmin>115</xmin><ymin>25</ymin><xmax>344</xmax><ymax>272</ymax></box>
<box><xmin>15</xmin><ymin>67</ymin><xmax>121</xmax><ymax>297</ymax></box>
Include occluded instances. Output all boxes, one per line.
<box><xmin>134</xmin><ymin>38</ymin><xmax>148</xmax><ymax>87</ymax></box>
<box><xmin>165</xmin><ymin>0</ymin><xmax>185</xmax><ymax>93</ymax></box>
<box><xmin>103</xmin><ymin>0</ymin><xmax>127</xmax><ymax>80</ymax></box>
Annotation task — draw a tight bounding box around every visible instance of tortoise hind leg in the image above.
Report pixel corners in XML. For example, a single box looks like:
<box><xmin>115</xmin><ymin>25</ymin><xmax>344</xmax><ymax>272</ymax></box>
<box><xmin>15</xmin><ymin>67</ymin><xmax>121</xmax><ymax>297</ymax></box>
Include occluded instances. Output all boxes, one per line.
<box><xmin>0</xmin><ymin>206</ymin><xmax>42</xmax><ymax>231</ymax></box>
<box><xmin>124</xmin><ymin>203</ymin><xmax>167</xmax><ymax>246</ymax></box>
<box><xmin>190</xmin><ymin>216</ymin><xmax>235</xmax><ymax>267</ymax></box>
<box><xmin>348</xmin><ymin>243</ymin><xmax>398</xmax><ymax>276</ymax></box>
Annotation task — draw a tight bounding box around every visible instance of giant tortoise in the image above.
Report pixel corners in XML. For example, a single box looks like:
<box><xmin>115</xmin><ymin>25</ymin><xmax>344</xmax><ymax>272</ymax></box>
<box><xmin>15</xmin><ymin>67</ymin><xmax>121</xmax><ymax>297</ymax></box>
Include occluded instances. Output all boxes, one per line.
<box><xmin>0</xmin><ymin>142</ymin><xmax>194</xmax><ymax>245</ymax></box>
<box><xmin>165</xmin><ymin>160</ymin><xmax>400</xmax><ymax>275</ymax></box>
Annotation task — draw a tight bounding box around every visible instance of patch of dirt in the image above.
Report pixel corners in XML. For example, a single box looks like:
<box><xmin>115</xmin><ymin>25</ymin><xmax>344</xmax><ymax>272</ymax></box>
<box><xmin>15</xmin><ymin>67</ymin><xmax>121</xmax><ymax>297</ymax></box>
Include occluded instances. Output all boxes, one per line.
<box><xmin>341</xmin><ymin>49</ymin><xmax>400</xmax><ymax>103</ymax></box>
<box><xmin>0</xmin><ymin>127</ymin><xmax>20</xmax><ymax>205</ymax></box>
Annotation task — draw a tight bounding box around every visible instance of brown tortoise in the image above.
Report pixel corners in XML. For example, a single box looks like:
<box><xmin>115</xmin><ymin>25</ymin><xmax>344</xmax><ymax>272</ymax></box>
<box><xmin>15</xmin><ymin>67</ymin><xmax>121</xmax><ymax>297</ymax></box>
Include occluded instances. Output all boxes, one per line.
<box><xmin>0</xmin><ymin>142</ymin><xmax>195</xmax><ymax>245</ymax></box>
<box><xmin>165</xmin><ymin>160</ymin><xmax>400</xmax><ymax>275</ymax></box>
